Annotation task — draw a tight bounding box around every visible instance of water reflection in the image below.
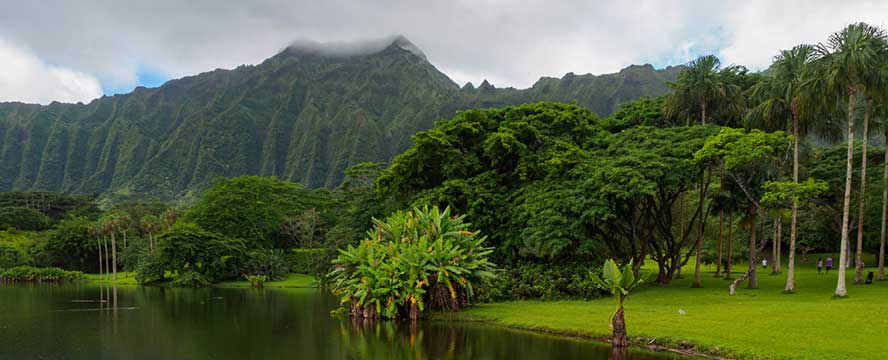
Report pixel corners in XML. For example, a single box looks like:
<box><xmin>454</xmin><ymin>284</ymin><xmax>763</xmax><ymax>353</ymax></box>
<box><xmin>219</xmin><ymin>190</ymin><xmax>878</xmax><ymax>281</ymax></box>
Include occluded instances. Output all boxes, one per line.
<box><xmin>0</xmin><ymin>285</ymin><xmax>686</xmax><ymax>359</ymax></box>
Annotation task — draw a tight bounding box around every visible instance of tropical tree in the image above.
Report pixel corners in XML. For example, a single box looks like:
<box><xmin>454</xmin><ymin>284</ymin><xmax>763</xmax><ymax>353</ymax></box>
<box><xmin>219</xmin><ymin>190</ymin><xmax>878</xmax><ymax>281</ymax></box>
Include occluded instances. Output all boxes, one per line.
<box><xmin>590</xmin><ymin>259</ymin><xmax>648</xmax><ymax>348</ymax></box>
<box><xmin>695</xmin><ymin>128</ymin><xmax>789</xmax><ymax>293</ymax></box>
<box><xmin>747</xmin><ymin>44</ymin><xmax>817</xmax><ymax>291</ymax></box>
<box><xmin>140</xmin><ymin>215</ymin><xmax>161</xmax><ymax>252</ymax></box>
<box><xmin>665</xmin><ymin>55</ymin><xmax>744</xmax><ymax>125</ymax></box>
<box><xmin>185</xmin><ymin>176</ymin><xmax>328</xmax><ymax>248</ymax></box>
<box><xmin>808</xmin><ymin>23</ymin><xmax>887</xmax><ymax>295</ymax></box>
<box><xmin>90</xmin><ymin>223</ymin><xmax>104</xmax><ymax>278</ymax></box>
<box><xmin>879</xmin><ymin>102</ymin><xmax>888</xmax><ymax>280</ymax></box>
<box><xmin>99</xmin><ymin>215</ymin><xmax>119</xmax><ymax>281</ymax></box>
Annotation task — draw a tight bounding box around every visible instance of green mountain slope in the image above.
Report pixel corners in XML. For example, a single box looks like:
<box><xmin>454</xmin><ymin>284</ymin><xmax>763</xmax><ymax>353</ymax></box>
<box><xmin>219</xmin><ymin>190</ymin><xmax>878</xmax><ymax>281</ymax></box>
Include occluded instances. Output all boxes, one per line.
<box><xmin>0</xmin><ymin>37</ymin><xmax>680</xmax><ymax>201</ymax></box>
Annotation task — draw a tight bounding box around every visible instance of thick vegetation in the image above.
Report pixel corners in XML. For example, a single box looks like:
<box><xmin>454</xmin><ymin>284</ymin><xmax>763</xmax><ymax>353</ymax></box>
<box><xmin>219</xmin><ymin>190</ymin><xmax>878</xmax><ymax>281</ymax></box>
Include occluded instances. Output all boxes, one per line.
<box><xmin>0</xmin><ymin>266</ymin><xmax>83</xmax><ymax>283</ymax></box>
<box><xmin>329</xmin><ymin>206</ymin><xmax>496</xmax><ymax>319</ymax></box>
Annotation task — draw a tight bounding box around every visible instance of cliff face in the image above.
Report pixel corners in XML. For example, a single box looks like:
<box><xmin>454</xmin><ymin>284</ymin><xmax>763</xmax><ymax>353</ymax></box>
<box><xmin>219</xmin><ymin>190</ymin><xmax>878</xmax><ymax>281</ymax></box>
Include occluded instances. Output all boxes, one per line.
<box><xmin>0</xmin><ymin>38</ymin><xmax>680</xmax><ymax>201</ymax></box>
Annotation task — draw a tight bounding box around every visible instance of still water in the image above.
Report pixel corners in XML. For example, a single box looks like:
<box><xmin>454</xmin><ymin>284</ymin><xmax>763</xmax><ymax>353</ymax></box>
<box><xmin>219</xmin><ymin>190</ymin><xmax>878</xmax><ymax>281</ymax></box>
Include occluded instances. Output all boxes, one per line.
<box><xmin>0</xmin><ymin>284</ymin><xmax>686</xmax><ymax>359</ymax></box>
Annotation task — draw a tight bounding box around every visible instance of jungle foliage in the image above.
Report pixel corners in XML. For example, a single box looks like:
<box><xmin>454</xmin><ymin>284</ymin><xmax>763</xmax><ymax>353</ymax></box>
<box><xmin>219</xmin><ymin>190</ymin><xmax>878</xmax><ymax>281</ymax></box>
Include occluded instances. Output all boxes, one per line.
<box><xmin>329</xmin><ymin>206</ymin><xmax>497</xmax><ymax>319</ymax></box>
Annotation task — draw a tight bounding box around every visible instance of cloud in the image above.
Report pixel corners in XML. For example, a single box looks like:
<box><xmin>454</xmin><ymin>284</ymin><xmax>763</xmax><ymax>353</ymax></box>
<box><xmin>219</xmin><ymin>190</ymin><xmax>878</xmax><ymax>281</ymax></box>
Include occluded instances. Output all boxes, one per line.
<box><xmin>0</xmin><ymin>38</ymin><xmax>102</xmax><ymax>104</ymax></box>
<box><xmin>720</xmin><ymin>0</ymin><xmax>888</xmax><ymax>69</ymax></box>
<box><xmin>0</xmin><ymin>1</ymin><xmax>885</xmax><ymax>103</ymax></box>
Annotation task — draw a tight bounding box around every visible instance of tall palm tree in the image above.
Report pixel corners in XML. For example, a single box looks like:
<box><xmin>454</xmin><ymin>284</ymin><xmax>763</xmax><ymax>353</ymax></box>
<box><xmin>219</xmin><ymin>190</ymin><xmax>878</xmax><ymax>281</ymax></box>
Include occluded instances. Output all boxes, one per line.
<box><xmin>746</xmin><ymin>44</ymin><xmax>815</xmax><ymax>292</ymax></box>
<box><xmin>856</xmin><ymin>35</ymin><xmax>888</xmax><ymax>283</ymax></box>
<box><xmin>809</xmin><ymin>23</ymin><xmax>887</xmax><ymax>296</ymax></box>
<box><xmin>875</xmin><ymin>61</ymin><xmax>888</xmax><ymax>280</ymax></box>
<box><xmin>101</xmin><ymin>215</ymin><xmax>119</xmax><ymax>281</ymax></box>
<box><xmin>665</xmin><ymin>55</ymin><xmax>742</xmax><ymax>125</ymax></box>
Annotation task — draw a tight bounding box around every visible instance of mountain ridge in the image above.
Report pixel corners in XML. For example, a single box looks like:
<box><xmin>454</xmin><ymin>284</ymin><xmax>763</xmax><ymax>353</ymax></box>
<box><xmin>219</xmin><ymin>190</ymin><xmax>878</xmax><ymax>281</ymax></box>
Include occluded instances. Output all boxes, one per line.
<box><xmin>0</xmin><ymin>36</ymin><xmax>681</xmax><ymax>201</ymax></box>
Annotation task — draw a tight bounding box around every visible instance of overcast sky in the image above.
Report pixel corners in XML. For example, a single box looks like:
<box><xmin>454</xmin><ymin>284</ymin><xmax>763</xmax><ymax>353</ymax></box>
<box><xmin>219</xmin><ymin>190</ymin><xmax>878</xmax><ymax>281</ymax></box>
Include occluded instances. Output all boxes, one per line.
<box><xmin>1</xmin><ymin>0</ymin><xmax>887</xmax><ymax>104</ymax></box>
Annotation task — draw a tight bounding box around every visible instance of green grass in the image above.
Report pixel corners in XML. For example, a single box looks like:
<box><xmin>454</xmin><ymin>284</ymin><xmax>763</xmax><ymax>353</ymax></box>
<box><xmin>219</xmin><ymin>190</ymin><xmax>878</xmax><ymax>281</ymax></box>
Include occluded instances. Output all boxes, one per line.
<box><xmin>83</xmin><ymin>272</ymin><xmax>142</xmax><ymax>285</ymax></box>
<box><xmin>83</xmin><ymin>272</ymin><xmax>315</xmax><ymax>288</ymax></box>
<box><xmin>463</xmin><ymin>253</ymin><xmax>888</xmax><ymax>360</ymax></box>
<box><xmin>214</xmin><ymin>273</ymin><xmax>315</xmax><ymax>288</ymax></box>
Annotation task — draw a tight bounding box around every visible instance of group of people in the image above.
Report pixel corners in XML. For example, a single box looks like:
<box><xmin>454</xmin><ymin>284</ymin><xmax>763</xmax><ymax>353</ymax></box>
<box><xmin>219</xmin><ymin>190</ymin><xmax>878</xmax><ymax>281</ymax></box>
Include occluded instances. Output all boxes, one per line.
<box><xmin>760</xmin><ymin>257</ymin><xmax>838</xmax><ymax>274</ymax></box>
<box><xmin>816</xmin><ymin>257</ymin><xmax>834</xmax><ymax>274</ymax></box>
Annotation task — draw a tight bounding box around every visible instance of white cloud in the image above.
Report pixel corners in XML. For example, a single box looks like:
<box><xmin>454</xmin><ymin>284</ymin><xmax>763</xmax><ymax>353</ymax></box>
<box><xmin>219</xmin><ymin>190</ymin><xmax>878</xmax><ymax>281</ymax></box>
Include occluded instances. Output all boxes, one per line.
<box><xmin>0</xmin><ymin>0</ymin><xmax>886</xmax><ymax>103</ymax></box>
<box><xmin>0</xmin><ymin>38</ymin><xmax>102</xmax><ymax>104</ymax></box>
<box><xmin>721</xmin><ymin>0</ymin><xmax>888</xmax><ymax>69</ymax></box>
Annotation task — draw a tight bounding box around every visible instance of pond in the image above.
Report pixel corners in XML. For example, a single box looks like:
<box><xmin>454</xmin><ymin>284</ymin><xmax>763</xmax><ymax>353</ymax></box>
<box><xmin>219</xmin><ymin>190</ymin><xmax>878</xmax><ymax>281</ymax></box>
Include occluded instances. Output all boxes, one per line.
<box><xmin>0</xmin><ymin>284</ymin><xmax>687</xmax><ymax>359</ymax></box>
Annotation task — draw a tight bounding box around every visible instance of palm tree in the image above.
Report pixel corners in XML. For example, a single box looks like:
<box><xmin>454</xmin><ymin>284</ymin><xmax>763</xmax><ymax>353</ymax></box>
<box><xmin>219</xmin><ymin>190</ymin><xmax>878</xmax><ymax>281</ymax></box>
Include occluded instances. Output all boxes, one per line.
<box><xmin>875</xmin><ymin>59</ymin><xmax>888</xmax><ymax>280</ymax></box>
<box><xmin>809</xmin><ymin>23</ymin><xmax>887</xmax><ymax>296</ymax></box>
<box><xmin>90</xmin><ymin>224</ymin><xmax>103</xmax><ymax>278</ymax></box>
<box><xmin>856</xmin><ymin>35</ymin><xmax>888</xmax><ymax>283</ymax></box>
<box><xmin>746</xmin><ymin>44</ymin><xmax>815</xmax><ymax>292</ymax></box>
<box><xmin>101</xmin><ymin>215</ymin><xmax>119</xmax><ymax>281</ymax></box>
<box><xmin>879</xmin><ymin>102</ymin><xmax>888</xmax><ymax>280</ymax></box>
<box><xmin>665</xmin><ymin>55</ymin><xmax>742</xmax><ymax>125</ymax></box>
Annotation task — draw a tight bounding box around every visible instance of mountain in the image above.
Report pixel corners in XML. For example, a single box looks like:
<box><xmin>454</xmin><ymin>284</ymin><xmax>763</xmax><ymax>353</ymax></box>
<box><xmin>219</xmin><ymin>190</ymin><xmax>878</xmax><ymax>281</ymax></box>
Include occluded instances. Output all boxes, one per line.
<box><xmin>0</xmin><ymin>36</ymin><xmax>681</xmax><ymax>201</ymax></box>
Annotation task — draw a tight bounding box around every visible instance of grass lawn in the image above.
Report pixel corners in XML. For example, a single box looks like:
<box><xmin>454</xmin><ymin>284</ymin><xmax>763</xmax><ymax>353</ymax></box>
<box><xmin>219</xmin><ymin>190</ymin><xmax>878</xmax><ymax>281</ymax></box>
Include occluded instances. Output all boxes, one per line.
<box><xmin>83</xmin><ymin>272</ymin><xmax>315</xmax><ymax>288</ymax></box>
<box><xmin>83</xmin><ymin>272</ymin><xmax>141</xmax><ymax>285</ymax></box>
<box><xmin>214</xmin><ymin>273</ymin><xmax>315</xmax><ymax>288</ymax></box>
<box><xmin>461</xmin><ymin>253</ymin><xmax>888</xmax><ymax>360</ymax></box>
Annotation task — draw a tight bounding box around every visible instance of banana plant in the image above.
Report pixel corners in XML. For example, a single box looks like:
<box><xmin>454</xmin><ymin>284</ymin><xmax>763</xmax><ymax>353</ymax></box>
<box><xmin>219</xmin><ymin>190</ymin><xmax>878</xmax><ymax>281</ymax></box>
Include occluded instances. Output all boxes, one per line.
<box><xmin>591</xmin><ymin>259</ymin><xmax>647</xmax><ymax>347</ymax></box>
<box><xmin>329</xmin><ymin>205</ymin><xmax>497</xmax><ymax>320</ymax></box>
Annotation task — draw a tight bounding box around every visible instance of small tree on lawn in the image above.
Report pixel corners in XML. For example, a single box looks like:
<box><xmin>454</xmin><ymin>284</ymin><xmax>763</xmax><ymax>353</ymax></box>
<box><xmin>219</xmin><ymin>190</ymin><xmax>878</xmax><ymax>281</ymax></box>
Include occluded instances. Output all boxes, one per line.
<box><xmin>591</xmin><ymin>259</ymin><xmax>648</xmax><ymax>347</ymax></box>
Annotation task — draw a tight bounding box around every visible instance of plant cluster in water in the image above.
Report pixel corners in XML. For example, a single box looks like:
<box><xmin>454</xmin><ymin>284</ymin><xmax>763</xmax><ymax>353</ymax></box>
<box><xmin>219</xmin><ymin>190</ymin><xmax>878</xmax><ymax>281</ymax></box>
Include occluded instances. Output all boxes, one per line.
<box><xmin>329</xmin><ymin>206</ymin><xmax>497</xmax><ymax>320</ymax></box>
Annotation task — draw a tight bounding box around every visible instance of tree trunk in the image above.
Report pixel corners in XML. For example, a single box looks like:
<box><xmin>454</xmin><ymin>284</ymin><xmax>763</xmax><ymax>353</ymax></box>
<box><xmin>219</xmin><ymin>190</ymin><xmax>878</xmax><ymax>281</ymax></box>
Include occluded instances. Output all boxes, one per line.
<box><xmin>611</xmin><ymin>306</ymin><xmax>629</xmax><ymax>347</ymax></box>
<box><xmin>786</xmin><ymin>113</ymin><xmax>799</xmax><ymax>291</ymax></box>
<box><xmin>111</xmin><ymin>232</ymin><xmax>118</xmax><ymax>281</ymax></box>
<box><xmin>772</xmin><ymin>217</ymin><xmax>778</xmax><ymax>273</ymax></box>
<box><xmin>716</xmin><ymin>209</ymin><xmax>724</xmax><ymax>277</ymax></box>
<box><xmin>880</xmin><ymin>128</ymin><xmax>888</xmax><ymax>281</ymax></box>
<box><xmin>855</xmin><ymin>100</ymin><xmax>870</xmax><ymax>284</ymax></box>
<box><xmin>726</xmin><ymin>212</ymin><xmax>733</xmax><ymax>279</ymax></box>
<box><xmin>836</xmin><ymin>89</ymin><xmax>856</xmax><ymax>297</ymax></box>
<box><xmin>775</xmin><ymin>216</ymin><xmax>782</xmax><ymax>273</ymax></box>
<box><xmin>693</xmin><ymin>173</ymin><xmax>706</xmax><ymax>288</ymax></box>
<box><xmin>97</xmin><ymin>237</ymin><xmax>103</xmax><ymax>277</ymax></box>
<box><xmin>103</xmin><ymin>237</ymin><xmax>110</xmax><ymax>281</ymax></box>
<box><xmin>701</xmin><ymin>101</ymin><xmax>707</xmax><ymax>126</ymax></box>
<box><xmin>748</xmin><ymin>206</ymin><xmax>758</xmax><ymax>289</ymax></box>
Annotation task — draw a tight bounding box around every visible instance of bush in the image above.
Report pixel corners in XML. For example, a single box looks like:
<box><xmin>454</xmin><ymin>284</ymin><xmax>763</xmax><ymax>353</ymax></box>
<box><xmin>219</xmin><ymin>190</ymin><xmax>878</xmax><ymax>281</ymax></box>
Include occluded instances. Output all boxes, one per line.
<box><xmin>287</xmin><ymin>248</ymin><xmax>326</xmax><ymax>274</ymax></box>
<box><xmin>171</xmin><ymin>270</ymin><xmax>212</xmax><ymax>287</ymax></box>
<box><xmin>329</xmin><ymin>206</ymin><xmax>497</xmax><ymax>320</ymax></box>
<box><xmin>0</xmin><ymin>266</ymin><xmax>84</xmax><ymax>282</ymax></box>
<box><xmin>243</xmin><ymin>249</ymin><xmax>289</xmax><ymax>280</ymax></box>
<box><xmin>246</xmin><ymin>274</ymin><xmax>267</xmax><ymax>288</ymax></box>
<box><xmin>134</xmin><ymin>223</ymin><xmax>246</xmax><ymax>286</ymax></box>
<box><xmin>482</xmin><ymin>261</ymin><xmax>605</xmax><ymax>301</ymax></box>
<box><xmin>0</xmin><ymin>207</ymin><xmax>51</xmax><ymax>231</ymax></box>
<box><xmin>0</xmin><ymin>242</ymin><xmax>30</xmax><ymax>268</ymax></box>
<box><xmin>38</xmin><ymin>217</ymin><xmax>97</xmax><ymax>272</ymax></box>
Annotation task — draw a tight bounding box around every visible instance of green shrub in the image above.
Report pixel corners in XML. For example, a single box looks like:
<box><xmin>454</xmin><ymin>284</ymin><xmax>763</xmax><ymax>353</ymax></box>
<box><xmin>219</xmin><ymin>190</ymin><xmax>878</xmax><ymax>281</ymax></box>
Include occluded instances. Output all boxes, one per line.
<box><xmin>0</xmin><ymin>207</ymin><xmax>51</xmax><ymax>231</ymax></box>
<box><xmin>287</xmin><ymin>248</ymin><xmax>326</xmax><ymax>274</ymax></box>
<box><xmin>246</xmin><ymin>274</ymin><xmax>268</xmax><ymax>288</ymax></box>
<box><xmin>482</xmin><ymin>261</ymin><xmax>606</xmax><ymax>301</ymax></box>
<box><xmin>0</xmin><ymin>242</ymin><xmax>29</xmax><ymax>268</ymax></box>
<box><xmin>243</xmin><ymin>249</ymin><xmax>289</xmax><ymax>280</ymax></box>
<box><xmin>0</xmin><ymin>266</ymin><xmax>84</xmax><ymax>282</ymax></box>
<box><xmin>38</xmin><ymin>217</ymin><xmax>97</xmax><ymax>272</ymax></box>
<box><xmin>171</xmin><ymin>270</ymin><xmax>212</xmax><ymax>287</ymax></box>
<box><xmin>329</xmin><ymin>206</ymin><xmax>497</xmax><ymax>320</ymax></box>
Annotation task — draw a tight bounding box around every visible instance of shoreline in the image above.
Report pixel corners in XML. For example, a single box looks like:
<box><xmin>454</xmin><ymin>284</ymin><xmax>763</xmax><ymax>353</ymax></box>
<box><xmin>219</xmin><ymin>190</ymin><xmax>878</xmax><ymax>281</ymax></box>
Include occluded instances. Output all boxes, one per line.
<box><xmin>445</xmin><ymin>313</ymin><xmax>732</xmax><ymax>360</ymax></box>
<box><xmin>80</xmin><ymin>272</ymin><xmax>316</xmax><ymax>289</ymax></box>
